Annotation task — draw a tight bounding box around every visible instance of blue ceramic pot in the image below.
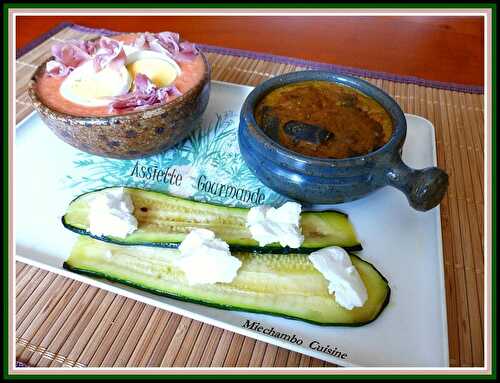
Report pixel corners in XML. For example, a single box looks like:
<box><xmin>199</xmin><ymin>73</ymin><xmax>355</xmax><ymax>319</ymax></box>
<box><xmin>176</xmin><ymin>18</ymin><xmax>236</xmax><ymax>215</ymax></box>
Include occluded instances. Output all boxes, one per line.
<box><xmin>238</xmin><ymin>70</ymin><xmax>448</xmax><ymax>211</ymax></box>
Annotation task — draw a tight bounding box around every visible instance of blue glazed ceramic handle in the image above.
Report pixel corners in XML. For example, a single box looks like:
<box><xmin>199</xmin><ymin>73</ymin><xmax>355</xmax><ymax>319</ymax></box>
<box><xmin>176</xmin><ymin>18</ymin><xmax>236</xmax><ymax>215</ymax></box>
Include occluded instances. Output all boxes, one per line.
<box><xmin>385</xmin><ymin>159</ymin><xmax>449</xmax><ymax>211</ymax></box>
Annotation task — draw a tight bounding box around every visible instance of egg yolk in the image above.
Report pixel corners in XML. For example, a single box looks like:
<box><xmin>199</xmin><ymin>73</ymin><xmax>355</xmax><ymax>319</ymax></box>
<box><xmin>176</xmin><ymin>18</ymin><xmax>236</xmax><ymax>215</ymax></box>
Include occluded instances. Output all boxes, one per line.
<box><xmin>127</xmin><ymin>58</ymin><xmax>178</xmax><ymax>88</ymax></box>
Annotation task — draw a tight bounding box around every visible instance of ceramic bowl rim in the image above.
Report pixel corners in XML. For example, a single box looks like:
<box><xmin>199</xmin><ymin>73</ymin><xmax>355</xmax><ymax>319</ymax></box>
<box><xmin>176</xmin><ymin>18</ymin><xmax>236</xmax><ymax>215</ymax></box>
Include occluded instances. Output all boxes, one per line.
<box><xmin>240</xmin><ymin>70</ymin><xmax>407</xmax><ymax>166</ymax></box>
<box><xmin>28</xmin><ymin>49</ymin><xmax>210</xmax><ymax>123</ymax></box>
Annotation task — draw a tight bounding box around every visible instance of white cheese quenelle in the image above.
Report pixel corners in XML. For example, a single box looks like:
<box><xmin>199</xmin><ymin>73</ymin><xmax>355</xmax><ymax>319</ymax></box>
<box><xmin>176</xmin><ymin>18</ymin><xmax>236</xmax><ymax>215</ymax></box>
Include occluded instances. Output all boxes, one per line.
<box><xmin>308</xmin><ymin>246</ymin><xmax>368</xmax><ymax>310</ymax></box>
<box><xmin>246</xmin><ymin>202</ymin><xmax>304</xmax><ymax>248</ymax></box>
<box><xmin>126</xmin><ymin>50</ymin><xmax>181</xmax><ymax>88</ymax></box>
<box><xmin>88</xmin><ymin>187</ymin><xmax>138</xmax><ymax>239</ymax></box>
<box><xmin>173</xmin><ymin>228</ymin><xmax>242</xmax><ymax>286</ymax></box>
<box><xmin>59</xmin><ymin>60</ymin><xmax>131</xmax><ymax>107</ymax></box>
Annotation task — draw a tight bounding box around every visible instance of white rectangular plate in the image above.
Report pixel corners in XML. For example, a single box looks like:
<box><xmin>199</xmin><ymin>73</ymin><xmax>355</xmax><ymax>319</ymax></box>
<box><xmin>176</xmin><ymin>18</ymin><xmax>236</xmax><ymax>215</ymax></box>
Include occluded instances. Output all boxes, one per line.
<box><xmin>15</xmin><ymin>81</ymin><xmax>448</xmax><ymax>367</ymax></box>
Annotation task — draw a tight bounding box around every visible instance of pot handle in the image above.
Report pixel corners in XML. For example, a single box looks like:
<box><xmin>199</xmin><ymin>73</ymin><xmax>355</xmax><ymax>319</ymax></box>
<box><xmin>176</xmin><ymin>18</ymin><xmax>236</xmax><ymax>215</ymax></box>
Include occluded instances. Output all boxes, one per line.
<box><xmin>385</xmin><ymin>158</ymin><xmax>449</xmax><ymax>211</ymax></box>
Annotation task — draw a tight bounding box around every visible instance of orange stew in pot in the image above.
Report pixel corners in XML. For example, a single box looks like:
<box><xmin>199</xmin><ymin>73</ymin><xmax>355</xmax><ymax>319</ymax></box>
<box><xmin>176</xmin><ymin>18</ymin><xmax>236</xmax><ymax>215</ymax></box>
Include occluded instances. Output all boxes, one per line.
<box><xmin>254</xmin><ymin>81</ymin><xmax>393</xmax><ymax>159</ymax></box>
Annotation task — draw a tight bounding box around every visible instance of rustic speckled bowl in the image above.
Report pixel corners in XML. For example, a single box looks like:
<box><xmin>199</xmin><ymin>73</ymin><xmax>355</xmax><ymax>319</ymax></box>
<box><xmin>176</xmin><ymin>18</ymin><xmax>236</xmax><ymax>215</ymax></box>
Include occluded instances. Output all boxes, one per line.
<box><xmin>28</xmin><ymin>52</ymin><xmax>210</xmax><ymax>159</ymax></box>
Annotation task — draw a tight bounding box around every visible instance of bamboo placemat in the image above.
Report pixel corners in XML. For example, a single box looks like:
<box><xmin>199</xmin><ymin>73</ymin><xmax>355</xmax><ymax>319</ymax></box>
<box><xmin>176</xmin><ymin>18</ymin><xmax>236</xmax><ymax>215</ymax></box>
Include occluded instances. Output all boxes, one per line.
<box><xmin>14</xmin><ymin>24</ymin><xmax>485</xmax><ymax>368</ymax></box>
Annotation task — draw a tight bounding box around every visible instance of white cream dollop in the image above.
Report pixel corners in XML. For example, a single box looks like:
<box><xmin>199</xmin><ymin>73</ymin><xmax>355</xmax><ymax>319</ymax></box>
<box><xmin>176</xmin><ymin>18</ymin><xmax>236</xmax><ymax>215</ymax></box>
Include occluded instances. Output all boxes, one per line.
<box><xmin>246</xmin><ymin>202</ymin><xmax>304</xmax><ymax>248</ymax></box>
<box><xmin>174</xmin><ymin>229</ymin><xmax>242</xmax><ymax>286</ymax></box>
<box><xmin>88</xmin><ymin>188</ymin><xmax>138</xmax><ymax>239</ymax></box>
<box><xmin>308</xmin><ymin>246</ymin><xmax>368</xmax><ymax>310</ymax></box>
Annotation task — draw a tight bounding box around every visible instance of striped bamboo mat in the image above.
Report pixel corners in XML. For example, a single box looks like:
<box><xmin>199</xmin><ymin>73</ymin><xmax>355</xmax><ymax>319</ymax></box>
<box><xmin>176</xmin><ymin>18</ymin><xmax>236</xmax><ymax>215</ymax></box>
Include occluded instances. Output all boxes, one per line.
<box><xmin>15</xmin><ymin>25</ymin><xmax>485</xmax><ymax>368</ymax></box>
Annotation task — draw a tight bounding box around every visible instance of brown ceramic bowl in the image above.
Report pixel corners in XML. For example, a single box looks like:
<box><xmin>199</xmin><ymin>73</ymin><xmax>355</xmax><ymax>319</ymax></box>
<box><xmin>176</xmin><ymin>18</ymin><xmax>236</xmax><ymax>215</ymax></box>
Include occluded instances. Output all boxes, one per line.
<box><xmin>28</xmin><ymin>52</ymin><xmax>211</xmax><ymax>159</ymax></box>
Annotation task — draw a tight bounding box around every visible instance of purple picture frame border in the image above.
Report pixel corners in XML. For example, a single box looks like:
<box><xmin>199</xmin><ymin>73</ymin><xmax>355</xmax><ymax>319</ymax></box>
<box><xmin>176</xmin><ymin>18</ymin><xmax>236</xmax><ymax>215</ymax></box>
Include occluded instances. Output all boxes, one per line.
<box><xmin>16</xmin><ymin>22</ymin><xmax>484</xmax><ymax>94</ymax></box>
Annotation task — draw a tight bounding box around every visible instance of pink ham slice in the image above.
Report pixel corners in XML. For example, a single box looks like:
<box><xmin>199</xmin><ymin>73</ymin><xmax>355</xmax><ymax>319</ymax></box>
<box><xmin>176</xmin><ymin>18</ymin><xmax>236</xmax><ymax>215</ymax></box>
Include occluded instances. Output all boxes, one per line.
<box><xmin>175</xmin><ymin>41</ymin><xmax>198</xmax><ymax>62</ymax></box>
<box><xmin>45</xmin><ymin>60</ymin><xmax>71</xmax><ymax>77</ymax></box>
<box><xmin>51</xmin><ymin>40</ymin><xmax>92</xmax><ymax>67</ymax></box>
<box><xmin>46</xmin><ymin>37</ymin><xmax>126</xmax><ymax>77</ymax></box>
<box><xmin>110</xmin><ymin>73</ymin><xmax>181</xmax><ymax>112</ymax></box>
<box><xmin>93</xmin><ymin>36</ymin><xmax>126</xmax><ymax>72</ymax></box>
<box><xmin>133</xmin><ymin>31</ymin><xmax>198</xmax><ymax>62</ymax></box>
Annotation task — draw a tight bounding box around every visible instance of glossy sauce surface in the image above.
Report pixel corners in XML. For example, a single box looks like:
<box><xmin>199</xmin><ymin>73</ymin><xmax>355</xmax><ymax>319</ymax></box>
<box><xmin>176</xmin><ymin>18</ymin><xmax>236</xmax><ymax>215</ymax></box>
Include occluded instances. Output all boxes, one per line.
<box><xmin>33</xmin><ymin>33</ymin><xmax>206</xmax><ymax>117</ymax></box>
<box><xmin>254</xmin><ymin>81</ymin><xmax>393</xmax><ymax>159</ymax></box>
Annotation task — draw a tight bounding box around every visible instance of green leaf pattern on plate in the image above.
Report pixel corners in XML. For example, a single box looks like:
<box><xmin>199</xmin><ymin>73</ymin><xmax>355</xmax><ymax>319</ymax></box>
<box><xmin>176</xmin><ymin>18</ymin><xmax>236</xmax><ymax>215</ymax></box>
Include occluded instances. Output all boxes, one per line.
<box><xmin>62</xmin><ymin>111</ymin><xmax>288</xmax><ymax>207</ymax></box>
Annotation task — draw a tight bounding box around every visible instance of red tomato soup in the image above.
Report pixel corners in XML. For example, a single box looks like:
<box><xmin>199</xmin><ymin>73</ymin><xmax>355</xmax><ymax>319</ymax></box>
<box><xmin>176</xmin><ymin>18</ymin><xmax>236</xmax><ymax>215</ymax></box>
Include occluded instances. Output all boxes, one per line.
<box><xmin>34</xmin><ymin>34</ymin><xmax>206</xmax><ymax>117</ymax></box>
